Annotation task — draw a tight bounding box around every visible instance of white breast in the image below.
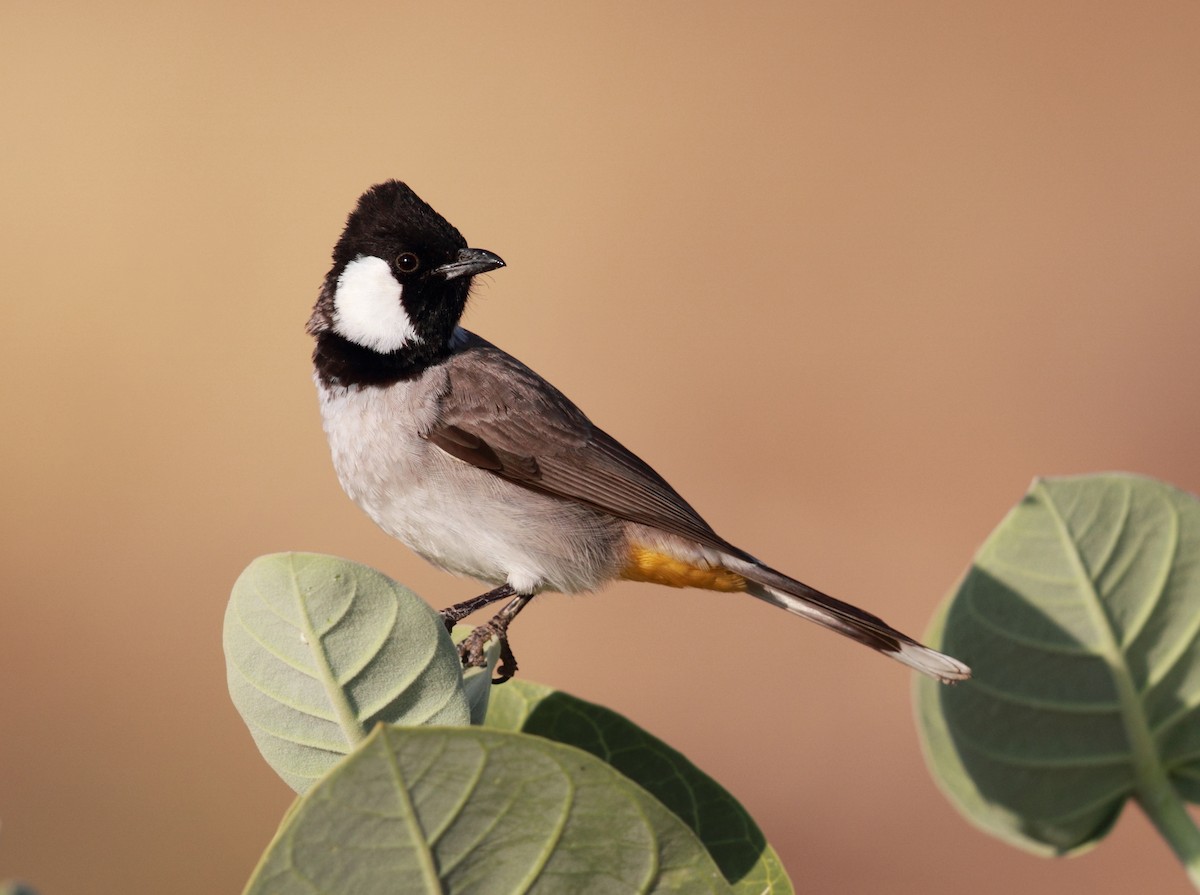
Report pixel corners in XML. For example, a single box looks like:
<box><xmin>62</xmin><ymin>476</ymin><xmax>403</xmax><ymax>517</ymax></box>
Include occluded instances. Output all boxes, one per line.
<box><xmin>315</xmin><ymin>373</ymin><xmax>624</xmax><ymax>595</ymax></box>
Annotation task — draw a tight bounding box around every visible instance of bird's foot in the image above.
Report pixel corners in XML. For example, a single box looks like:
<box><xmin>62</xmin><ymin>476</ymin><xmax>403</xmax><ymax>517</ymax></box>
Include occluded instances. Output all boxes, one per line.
<box><xmin>457</xmin><ymin>614</ymin><xmax>519</xmax><ymax>684</ymax></box>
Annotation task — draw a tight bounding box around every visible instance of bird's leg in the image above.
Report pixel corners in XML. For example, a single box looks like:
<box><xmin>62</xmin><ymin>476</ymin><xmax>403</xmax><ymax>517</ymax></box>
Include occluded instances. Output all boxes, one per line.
<box><xmin>457</xmin><ymin>594</ymin><xmax>534</xmax><ymax>684</ymax></box>
<box><xmin>439</xmin><ymin>584</ymin><xmax>516</xmax><ymax>632</ymax></box>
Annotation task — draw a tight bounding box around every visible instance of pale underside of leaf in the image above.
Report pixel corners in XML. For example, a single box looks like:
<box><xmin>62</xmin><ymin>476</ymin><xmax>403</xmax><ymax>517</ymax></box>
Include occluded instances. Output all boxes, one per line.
<box><xmin>224</xmin><ymin>553</ymin><xmax>470</xmax><ymax>791</ymax></box>
<box><xmin>244</xmin><ymin>726</ymin><xmax>731</xmax><ymax>895</ymax></box>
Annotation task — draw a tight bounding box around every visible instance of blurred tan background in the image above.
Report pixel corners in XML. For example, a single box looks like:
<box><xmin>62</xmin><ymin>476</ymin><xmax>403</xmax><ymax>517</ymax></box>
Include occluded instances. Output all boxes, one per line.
<box><xmin>3</xmin><ymin>1</ymin><xmax>1199</xmax><ymax>892</ymax></box>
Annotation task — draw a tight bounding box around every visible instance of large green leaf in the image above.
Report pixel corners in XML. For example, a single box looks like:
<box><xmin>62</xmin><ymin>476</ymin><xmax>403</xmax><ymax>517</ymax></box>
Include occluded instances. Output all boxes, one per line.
<box><xmin>245</xmin><ymin>725</ymin><xmax>731</xmax><ymax>894</ymax></box>
<box><xmin>917</xmin><ymin>474</ymin><xmax>1200</xmax><ymax>856</ymax></box>
<box><xmin>224</xmin><ymin>553</ymin><xmax>470</xmax><ymax>791</ymax></box>
<box><xmin>485</xmin><ymin>679</ymin><xmax>793</xmax><ymax>895</ymax></box>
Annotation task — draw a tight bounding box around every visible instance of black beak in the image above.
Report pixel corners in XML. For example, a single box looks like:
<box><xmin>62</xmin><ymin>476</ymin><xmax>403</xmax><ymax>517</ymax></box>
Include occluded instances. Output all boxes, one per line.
<box><xmin>434</xmin><ymin>247</ymin><xmax>506</xmax><ymax>281</ymax></box>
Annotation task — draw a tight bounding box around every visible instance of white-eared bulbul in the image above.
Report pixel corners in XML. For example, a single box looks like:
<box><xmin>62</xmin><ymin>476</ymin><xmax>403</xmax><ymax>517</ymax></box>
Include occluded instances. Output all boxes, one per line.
<box><xmin>308</xmin><ymin>181</ymin><xmax>970</xmax><ymax>685</ymax></box>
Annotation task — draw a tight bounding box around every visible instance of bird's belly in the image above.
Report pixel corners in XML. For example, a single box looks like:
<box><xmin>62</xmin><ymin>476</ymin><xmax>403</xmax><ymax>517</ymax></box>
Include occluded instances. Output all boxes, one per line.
<box><xmin>361</xmin><ymin>471</ymin><xmax>624</xmax><ymax>595</ymax></box>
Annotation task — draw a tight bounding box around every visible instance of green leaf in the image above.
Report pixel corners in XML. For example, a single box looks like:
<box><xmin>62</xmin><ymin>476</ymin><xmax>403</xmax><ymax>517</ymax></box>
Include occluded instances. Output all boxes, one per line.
<box><xmin>224</xmin><ymin>553</ymin><xmax>470</xmax><ymax>792</ymax></box>
<box><xmin>485</xmin><ymin>679</ymin><xmax>793</xmax><ymax>895</ymax></box>
<box><xmin>245</xmin><ymin>725</ymin><xmax>731</xmax><ymax>895</ymax></box>
<box><xmin>917</xmin><ymin>474</ymin><xmax>1200</xmax><ymax>857</ymax></box>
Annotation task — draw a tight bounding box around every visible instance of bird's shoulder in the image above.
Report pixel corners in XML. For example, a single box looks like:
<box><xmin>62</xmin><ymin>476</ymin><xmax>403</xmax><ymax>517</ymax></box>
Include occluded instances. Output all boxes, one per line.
<box><xmin>433</xmin><ymin>329</ymin><xmax>593</xmax><ymax>454</ymax></box>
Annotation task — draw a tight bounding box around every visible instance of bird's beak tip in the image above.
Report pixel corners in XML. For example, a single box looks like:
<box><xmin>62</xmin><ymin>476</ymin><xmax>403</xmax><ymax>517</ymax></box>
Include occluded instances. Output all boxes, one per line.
<box><xmin>437</xmin><ymin>248</ymin><xmax>505</xmax><ymax>280</ymax></box>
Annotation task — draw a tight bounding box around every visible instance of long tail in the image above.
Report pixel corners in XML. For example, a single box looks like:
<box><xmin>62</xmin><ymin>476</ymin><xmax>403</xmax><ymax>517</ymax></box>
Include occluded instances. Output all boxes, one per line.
<box><xmin>726</xmin><ymin>558</ymin><xmax>970</xmax><ymax>683</ymax></box>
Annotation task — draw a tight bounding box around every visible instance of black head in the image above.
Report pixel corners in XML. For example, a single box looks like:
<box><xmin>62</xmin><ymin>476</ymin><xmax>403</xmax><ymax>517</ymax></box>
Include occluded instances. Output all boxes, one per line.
<box><xmin>308</xmin><ymin>181</ymin><xmax>504</xmax><ymax>385</ymax></box>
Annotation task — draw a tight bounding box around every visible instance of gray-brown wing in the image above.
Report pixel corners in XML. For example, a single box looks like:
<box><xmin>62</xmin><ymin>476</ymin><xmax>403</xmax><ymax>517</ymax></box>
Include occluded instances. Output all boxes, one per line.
<box><xmin>424</xmin><ymin>336</ymin><xmax>738</xmax><ymax>555</ymax></box>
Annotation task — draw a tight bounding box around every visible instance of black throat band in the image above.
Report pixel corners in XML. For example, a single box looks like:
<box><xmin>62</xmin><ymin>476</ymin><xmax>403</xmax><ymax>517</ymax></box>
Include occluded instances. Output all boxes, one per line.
<box><xmin>312</xmin><ymin>332</ymin><xmax>450</xmax><ymax>388</ymax></box>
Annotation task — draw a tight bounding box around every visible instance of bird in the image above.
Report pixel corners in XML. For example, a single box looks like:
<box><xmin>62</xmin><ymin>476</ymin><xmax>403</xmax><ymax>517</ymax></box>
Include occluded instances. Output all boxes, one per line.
<box><xmin>307</xmin><ymin>180</ymin><xmax>970</xmax><ymax>686</ymax></box>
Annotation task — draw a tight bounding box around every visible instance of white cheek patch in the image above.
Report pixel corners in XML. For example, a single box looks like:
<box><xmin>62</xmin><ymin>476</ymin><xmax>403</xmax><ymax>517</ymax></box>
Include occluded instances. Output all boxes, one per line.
<box><xmin>332</xmin><ymin>255</ymin><xmax>422</xmax><ymax>353</ymax></box>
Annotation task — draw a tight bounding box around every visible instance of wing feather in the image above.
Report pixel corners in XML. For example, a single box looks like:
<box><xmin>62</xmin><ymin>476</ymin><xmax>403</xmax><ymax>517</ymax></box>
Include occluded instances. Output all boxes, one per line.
<box><xmin>425</xmin><ymin>335</ymin><xmax>734</xmax><ymax>553</ymax></box>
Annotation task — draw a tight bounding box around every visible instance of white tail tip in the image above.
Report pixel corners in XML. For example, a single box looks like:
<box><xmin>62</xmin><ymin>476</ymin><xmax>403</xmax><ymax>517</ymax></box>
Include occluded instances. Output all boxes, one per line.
<box><xmin>891</xmin><ymin>641</ymin><xmax>971</xmax><ymax>683</ymax></box>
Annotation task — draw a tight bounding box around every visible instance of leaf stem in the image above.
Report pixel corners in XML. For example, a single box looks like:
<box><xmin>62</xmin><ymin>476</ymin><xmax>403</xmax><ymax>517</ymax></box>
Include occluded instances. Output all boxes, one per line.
<box><xmin>1136</xmin><ymin>767</ymin><xmax>1200</xmax><ymax>891</ymax></box>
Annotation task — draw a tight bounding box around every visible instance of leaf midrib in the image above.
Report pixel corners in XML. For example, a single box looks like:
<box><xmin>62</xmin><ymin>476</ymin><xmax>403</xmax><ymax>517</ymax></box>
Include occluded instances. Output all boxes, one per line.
<box><xmin>380</xmin><ymin>727</ymin><xmax>445</xmax><ymax>893</ymax></box>
<box><xmin>290</xmin><ymin>559</ymin><xmax>366</xmax><ymax>749</ymax></box>
<box><xmin>1038</xmin><ymin>480</ymin><xmax>1159</xmax><ymax>796</ymax></box>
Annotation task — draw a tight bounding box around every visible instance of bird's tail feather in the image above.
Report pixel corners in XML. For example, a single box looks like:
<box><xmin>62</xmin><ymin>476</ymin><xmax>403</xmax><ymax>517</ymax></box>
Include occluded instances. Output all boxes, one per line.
<box><xmin>728</xmin><ymin>560</ymin><xmax>970</xmax><ymax>683</ymax></box>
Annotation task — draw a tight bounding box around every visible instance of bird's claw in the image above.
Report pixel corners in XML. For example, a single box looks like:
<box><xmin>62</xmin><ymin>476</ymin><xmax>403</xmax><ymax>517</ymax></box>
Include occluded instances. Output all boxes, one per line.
<box><xmin>457</xmin><ymin>619</ymin><xmax>519</xmax><ymax>684</ymax></box>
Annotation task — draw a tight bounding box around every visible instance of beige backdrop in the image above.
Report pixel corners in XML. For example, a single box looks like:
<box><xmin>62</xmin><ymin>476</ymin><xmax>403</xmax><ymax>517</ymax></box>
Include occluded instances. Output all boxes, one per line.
<box><xmin>3</xmin><ymin>1</ymin><xmax>1200</xmax><ymax>893</ymax></box>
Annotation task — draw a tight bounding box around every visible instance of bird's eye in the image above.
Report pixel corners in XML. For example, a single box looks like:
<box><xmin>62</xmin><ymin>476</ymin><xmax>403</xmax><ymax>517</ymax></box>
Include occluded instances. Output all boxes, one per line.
<box><xmin>395</xmin><ymin>252</ymin><xmax>420</xmax><ymax>273</ymax></box>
